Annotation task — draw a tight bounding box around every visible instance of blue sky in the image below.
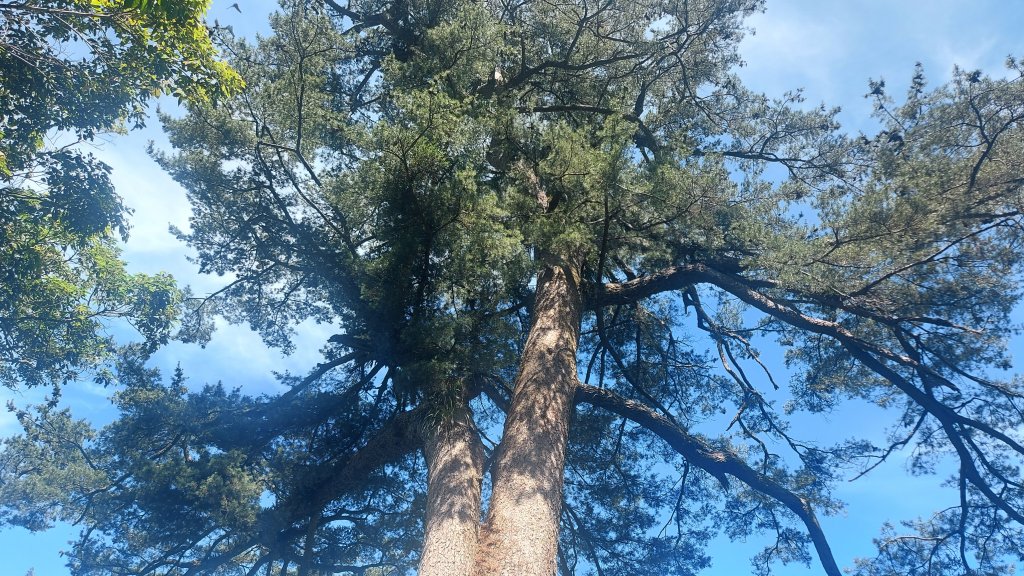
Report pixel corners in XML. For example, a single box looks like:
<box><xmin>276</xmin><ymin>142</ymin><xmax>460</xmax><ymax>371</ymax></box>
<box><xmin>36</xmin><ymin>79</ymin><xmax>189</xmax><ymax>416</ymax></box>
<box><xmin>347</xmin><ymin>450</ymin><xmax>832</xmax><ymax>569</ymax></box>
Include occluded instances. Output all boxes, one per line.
<box><xmin>2</xmin><ymin>1</ymin><xmax>1023</xmax><ymax>574</ymax></box>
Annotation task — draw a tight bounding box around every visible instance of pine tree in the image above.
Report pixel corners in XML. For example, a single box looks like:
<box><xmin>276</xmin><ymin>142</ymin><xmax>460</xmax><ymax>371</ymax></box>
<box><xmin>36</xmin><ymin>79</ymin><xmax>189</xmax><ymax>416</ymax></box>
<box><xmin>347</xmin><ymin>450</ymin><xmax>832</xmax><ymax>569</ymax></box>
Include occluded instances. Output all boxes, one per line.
<box><xmin>2</xmin><ymin>1</ymin><xmax>1023</xmax><ymax>575</ymax></box>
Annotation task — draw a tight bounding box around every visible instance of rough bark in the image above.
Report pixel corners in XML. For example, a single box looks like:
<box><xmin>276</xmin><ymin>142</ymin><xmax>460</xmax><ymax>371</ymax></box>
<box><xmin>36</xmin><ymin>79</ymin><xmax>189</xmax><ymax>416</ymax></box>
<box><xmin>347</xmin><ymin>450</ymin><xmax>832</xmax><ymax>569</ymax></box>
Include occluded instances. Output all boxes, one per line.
<box><xmin>473</xmin><ymin>263</ymin><xmax>584</xmax><ymax>576</ymax></box>
<box><xmin>419</xmin><ymin>402</ymin><xmax>486</xmax><ymax>576</ymax></box>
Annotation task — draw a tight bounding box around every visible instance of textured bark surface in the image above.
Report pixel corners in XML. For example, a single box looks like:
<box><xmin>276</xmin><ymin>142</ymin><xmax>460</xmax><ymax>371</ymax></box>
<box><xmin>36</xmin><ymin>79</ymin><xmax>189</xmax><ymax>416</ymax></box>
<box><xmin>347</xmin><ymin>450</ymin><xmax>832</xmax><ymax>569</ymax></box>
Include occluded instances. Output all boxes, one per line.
<box><xmin>419</xmin><ymin>403</ymin><xmax>486</xmax><ymax>576</ymax></box>
<box><xmin>473</xmin><ymin>263</ymin><xmax>583</xmax><ymax>576</ymax></box>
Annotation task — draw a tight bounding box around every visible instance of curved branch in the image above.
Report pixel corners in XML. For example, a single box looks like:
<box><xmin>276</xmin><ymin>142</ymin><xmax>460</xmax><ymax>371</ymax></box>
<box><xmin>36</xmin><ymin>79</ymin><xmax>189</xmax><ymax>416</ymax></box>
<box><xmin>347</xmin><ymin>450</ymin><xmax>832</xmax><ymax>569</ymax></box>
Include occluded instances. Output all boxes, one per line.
<box><xmin>587</xmin><ymin>261</ymin><xmax>772</xmax><ymax>309</ymax></box>
<box><xmin>683</xmin><ymin>267</ymin><xmax>1024</xmax><ymax>527</ymax></box>
<box><xmin>594</xmin><ymin>262</ymin><xmax>970</xmax><ymax>396</ymax></box>
<box><xmin>574</xmin><ymin>384</ymin><xmax>843</xmax><ymax>576</ymax></box>
<box><xmin>587</xmin><ymin>264</ymin><xmax>706</xmax><ymax>309</ymax></box>
<box><xmin>176</xmin><ymin>406</ymin><xmax>425</xmax><ymax>575</ymax></box>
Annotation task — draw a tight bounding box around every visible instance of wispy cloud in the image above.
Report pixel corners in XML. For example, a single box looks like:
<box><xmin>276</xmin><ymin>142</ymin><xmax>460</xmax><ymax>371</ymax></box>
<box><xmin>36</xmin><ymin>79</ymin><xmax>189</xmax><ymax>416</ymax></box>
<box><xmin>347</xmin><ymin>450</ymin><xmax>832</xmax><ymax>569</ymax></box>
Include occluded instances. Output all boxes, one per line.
<box><xmin>94</xmin><ymin>129</ymin><xmax>192</xmax><ymax>255</ymax></box>
<box><xmin>145</xmin><ymin>317</ymin><xmax>338</xmax><ymax>397</ymax></box>
<box><xmin>738</xmin><ymin>0</ymin><xmax>1024</xmax><ymax>132</ymax></box>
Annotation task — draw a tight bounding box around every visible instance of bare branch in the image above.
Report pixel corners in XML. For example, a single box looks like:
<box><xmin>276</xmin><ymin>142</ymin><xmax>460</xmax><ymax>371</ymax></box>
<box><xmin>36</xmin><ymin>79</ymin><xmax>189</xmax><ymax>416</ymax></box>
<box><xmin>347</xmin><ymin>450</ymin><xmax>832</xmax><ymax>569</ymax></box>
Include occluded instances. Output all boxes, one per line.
<box><xmin>575</xmin><ymin>384</ymin><xmax>843</xmax><ymax>576</ymax></box>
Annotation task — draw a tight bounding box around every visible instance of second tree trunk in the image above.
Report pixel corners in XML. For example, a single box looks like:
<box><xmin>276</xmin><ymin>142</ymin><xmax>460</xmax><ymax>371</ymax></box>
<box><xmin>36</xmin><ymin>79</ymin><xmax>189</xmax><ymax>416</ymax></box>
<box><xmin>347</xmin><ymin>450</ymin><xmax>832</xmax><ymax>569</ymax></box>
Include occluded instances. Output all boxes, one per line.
<box><xmin>474</xmin><ymin>262</ymin><xmax>583</xmax><ymax>576</ymax></box>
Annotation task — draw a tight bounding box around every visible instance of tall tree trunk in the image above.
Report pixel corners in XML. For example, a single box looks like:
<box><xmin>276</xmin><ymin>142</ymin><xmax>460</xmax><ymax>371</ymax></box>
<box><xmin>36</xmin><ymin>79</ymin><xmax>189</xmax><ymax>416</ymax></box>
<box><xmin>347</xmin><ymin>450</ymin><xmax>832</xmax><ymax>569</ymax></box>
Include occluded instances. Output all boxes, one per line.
<box><xmin>419</xmin><ymin>402</ymin><xmax>485</xmax><ymax>576</ymax></box>
<box><xmin>474</xmin><ymin>262</ymin><xmax>583</xmax><ymax>576</ymax></box>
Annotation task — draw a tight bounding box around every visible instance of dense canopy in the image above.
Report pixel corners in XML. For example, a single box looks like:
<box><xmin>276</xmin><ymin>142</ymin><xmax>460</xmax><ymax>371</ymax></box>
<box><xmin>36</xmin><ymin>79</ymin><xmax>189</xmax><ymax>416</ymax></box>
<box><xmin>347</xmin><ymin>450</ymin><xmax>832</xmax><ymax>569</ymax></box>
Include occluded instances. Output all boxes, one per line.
<box><xmin>0</xmin><ymin>0</ymin><xmax>240</xmax><ymax>388</ymax></box>
<box><xmin>1</xmin><ymin>1</ymin><xmax>1023</xmax><ymax>575</ymax></box>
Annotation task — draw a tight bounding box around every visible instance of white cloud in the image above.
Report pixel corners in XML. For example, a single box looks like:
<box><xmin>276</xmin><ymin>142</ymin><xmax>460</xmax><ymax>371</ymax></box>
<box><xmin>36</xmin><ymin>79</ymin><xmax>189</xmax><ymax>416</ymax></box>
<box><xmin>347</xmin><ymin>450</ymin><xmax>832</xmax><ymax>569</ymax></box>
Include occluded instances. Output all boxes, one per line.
<box><xmin>739</xmin><ymin>3</ymin><xmax>848</xmax><ymax>99</ymax></box>
<box><xmin>738</xmin><ymin>0</ymin><xmax>1024</xmax><ymax>131</ymax></box>
<box><xmin>93</xmin><ymin>128</ymin><xmax>193</xmax><ymax>256</ymax></box>
<box><xmin>144</xmin><ymin>317</ymin><xmax>339</xmax><ymax>398</ymax></box>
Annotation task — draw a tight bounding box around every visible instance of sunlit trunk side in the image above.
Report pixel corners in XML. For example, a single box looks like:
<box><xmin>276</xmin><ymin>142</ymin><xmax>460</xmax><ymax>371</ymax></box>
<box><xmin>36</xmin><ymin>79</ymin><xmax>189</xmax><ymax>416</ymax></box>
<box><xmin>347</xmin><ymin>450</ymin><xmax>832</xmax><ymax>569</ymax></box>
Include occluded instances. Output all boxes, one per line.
<box><xmin>473</xmin><ymin>263</ymin><xmax>583</xmax><ymax>576</ymax></box>
<box><xmin>418</xmin><ymin>402</ymin><xmax>485</xmax><ymax>576</ymax></box>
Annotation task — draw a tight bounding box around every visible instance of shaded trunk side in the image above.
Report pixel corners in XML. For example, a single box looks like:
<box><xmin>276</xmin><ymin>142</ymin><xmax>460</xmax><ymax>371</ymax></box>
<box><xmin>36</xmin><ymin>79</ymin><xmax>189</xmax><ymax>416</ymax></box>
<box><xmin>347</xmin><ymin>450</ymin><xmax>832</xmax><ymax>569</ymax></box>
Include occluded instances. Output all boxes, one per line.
<box><xmin>474</xmin><ymin>263</ymin><xmax>583</xmax><ymax>576</ymax></box>
<box><xmin>419</xmin><ymin>402</ymin><xmax>485</xmax><ymax>576</ymax></box>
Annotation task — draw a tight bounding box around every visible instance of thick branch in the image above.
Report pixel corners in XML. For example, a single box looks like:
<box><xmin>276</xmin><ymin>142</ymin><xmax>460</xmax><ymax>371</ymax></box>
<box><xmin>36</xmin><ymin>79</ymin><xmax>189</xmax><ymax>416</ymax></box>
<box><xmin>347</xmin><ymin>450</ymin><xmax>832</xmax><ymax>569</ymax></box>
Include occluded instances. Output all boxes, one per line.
<box><xmin>687</xmin><ymin>267</ymin><xmax>1024</xmax><ymax>526</ymax></box>
<box><xmin>419</xmin><ymin>402</ymin><xmax>485</xmax><ymax>576</ymax></box>
<box><xmin>587</xmin><ymin>264</ymin><xmax>706</xmax><ymax>309</ymax></box>
<box><xmin>587</xmin><ymin>261</ymin><xmax>768</xmax><ymax>309</ymax></box>
<box><xmin>261</xmin><ymin>406</ymin><xmax>426</xmax><ymax>546</ymax></box>
<box><xmin>476</xmin><ymin>262</ymin><xmax>583</xmax><ymax>576</ymax></box>
<box><xmin>575</xmin><ymin>384</ymin><xmax>843</xmax><ymax>576</ymax></box>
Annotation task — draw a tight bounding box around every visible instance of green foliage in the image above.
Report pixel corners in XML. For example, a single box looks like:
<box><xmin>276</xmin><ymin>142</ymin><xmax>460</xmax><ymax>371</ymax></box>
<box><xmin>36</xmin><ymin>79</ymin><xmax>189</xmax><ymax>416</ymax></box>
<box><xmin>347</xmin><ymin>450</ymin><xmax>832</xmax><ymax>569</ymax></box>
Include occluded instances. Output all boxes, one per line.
<box><xmin>3</xmin><ymin>1</ymin><xmax>1024</xmax><ymax>575</ymax></box>
<box><xmin>0</xmin><ymin>230</ymin><xmax>182</xmax><ymax>387</ymax></box>
<box><xmin>1</xmin><ymin>361</ymin><xmax>264</xmax><ymax>572</ymax></box>
<box><xmin>2</xmin><ymin>355</ymin><xmax>425</xmax><ymax>575</ymax></box>
<box><xmin>0</xmin><ymin>0</ymin><xmax>239</xmax><ymax>388</ymax></box>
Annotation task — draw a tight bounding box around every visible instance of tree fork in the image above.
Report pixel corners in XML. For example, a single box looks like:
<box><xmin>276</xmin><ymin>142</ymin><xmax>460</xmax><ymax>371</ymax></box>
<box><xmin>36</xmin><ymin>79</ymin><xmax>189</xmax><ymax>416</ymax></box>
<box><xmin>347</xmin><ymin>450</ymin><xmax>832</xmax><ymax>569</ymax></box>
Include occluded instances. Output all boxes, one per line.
<box><xmin>474</xmin><ymin>262</ymin><xmax>584</xmax><ymax>576</ymax></box>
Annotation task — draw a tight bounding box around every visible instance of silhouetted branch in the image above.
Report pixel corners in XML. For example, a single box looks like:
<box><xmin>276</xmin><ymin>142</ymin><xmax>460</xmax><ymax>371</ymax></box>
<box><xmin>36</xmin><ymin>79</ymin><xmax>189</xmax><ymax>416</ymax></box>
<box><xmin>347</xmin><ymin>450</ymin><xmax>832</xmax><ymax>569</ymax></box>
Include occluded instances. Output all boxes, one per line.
<box><xmin>575</xmin><ymin>383</ymin><xmax>843</xmax><ymax>576</ymax></box>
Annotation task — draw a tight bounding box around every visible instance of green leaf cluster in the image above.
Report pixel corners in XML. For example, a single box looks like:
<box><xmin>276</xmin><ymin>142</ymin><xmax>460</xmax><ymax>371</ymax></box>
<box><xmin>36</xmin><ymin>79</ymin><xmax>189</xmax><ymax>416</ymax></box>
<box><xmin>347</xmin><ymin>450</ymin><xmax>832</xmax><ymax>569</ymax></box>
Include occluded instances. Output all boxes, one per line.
<box><xmin>0</xmin><ymin>0</ymin><xmax>239</xmax><ymax>388</ymax></box>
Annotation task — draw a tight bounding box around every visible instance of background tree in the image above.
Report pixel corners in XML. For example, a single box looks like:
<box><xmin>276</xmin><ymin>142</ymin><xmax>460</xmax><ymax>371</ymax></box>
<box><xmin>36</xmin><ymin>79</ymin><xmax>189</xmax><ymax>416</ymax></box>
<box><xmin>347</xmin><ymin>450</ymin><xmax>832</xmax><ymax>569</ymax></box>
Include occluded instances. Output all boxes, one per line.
<box><xmin>2</xmin><ymin>1</ymin><xmax>1023</xmax><ymax>575</ymax></box>
<box><xmin>0</xmin><ymin>0</ymin><xmax>240</xmax><ymax>389</ymax></box>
